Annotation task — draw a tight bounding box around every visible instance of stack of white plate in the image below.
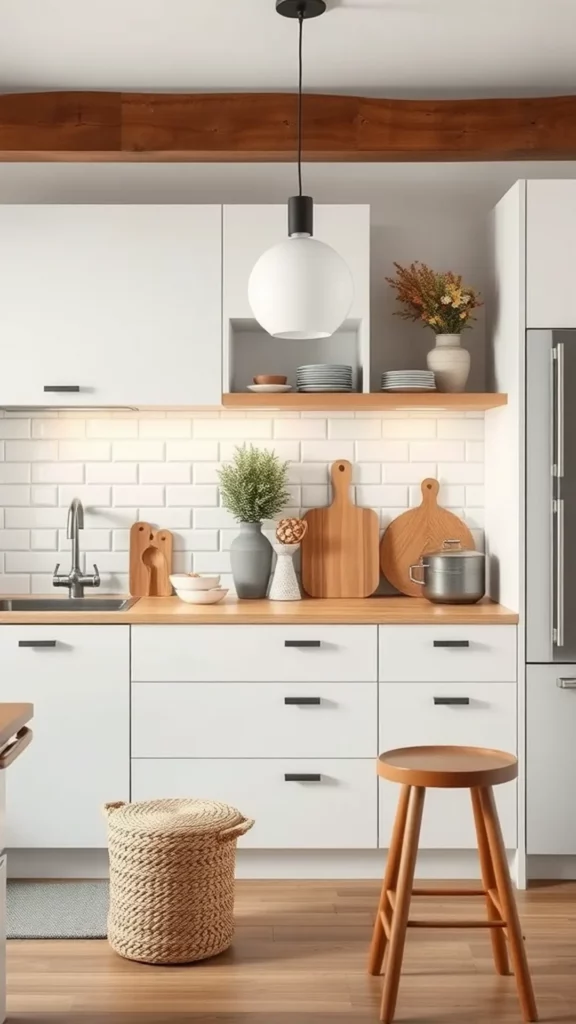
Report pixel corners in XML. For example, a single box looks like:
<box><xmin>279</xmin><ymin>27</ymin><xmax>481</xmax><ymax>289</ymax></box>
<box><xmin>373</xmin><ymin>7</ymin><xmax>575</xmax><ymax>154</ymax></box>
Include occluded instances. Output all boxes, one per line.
<box><xmin>381</xmin><ymin>370</ymin><xmax>436</xmax><ymax>393</ymax></box>
<box><xmin>297</xmin><ymin>364</ymin><xmax>354</xmax><ymax>392</ymax></box>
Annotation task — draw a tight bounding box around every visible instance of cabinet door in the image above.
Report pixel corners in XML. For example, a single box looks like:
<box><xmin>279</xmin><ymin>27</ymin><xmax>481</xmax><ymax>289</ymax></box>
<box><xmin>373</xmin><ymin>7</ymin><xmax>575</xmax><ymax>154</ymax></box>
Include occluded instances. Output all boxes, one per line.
<box><xmin>527</xmin><ymin>664</ymin><xmax>576</xmax><ymax>854</ymax></box>
<box><xmin>527</xmin><ymin>181</ymin><xmax>576</xmax><ymax>328</ymax></box>
<box><xmin>0</xmin><ymin>625</ymin><xmax>129</xmax><ymax>847</ymax></box>
<box><xmin>0</xmin><ymin>205</ymin><xmax>222</xmax><ymax>407</ymax></box>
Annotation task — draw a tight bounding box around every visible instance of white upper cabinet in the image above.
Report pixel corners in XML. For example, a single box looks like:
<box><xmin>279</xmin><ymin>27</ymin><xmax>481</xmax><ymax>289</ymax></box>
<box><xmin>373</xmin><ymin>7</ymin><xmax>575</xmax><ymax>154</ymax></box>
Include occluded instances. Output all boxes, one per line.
<box><xmin>527</xmin><ymin>181</ymin><xmax>576</xmax><ymax>328</ymax></box>
<box><xmin>0</xmin><ymin>205</ymin><xmax>222</xmax><ymax>407</ymax></box>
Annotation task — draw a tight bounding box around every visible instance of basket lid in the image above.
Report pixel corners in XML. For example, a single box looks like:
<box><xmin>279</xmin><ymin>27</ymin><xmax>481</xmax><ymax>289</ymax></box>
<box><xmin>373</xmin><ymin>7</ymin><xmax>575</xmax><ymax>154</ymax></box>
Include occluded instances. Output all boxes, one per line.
<box><xmin>104</xmin><ymin>798</ymin><xmax>245</xmax><ymax>837</ymax></box>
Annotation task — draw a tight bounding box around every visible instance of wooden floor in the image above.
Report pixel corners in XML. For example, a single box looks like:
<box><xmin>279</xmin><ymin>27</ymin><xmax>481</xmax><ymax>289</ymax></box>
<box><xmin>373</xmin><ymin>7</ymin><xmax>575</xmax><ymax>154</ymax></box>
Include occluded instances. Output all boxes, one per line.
<box><xmin>7</xmin><ymin>880</ymin><xmax>576</xmax><ymax>1023</ymax></box>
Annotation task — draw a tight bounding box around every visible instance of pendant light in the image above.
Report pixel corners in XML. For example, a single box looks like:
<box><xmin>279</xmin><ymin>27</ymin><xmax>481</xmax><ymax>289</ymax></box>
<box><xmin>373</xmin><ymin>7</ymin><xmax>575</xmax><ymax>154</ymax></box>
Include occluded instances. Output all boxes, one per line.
<box><xmin>248</xmin><ymin>0</ymin><xmax>354</xmax><ymax>340</ymax></box>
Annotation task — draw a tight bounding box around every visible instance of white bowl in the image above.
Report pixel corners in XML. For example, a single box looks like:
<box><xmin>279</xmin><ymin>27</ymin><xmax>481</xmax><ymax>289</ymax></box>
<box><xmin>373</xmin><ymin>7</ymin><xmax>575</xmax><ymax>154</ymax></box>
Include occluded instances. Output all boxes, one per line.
<box><xmin>175</xmin><ymin>588</ymin><xmax>228</xmax><ymax>605</ymax></box>
<box><xmin>170</xmin><ymin>574</ymin><xmax>220</xmax><ymax>592</ymax></box>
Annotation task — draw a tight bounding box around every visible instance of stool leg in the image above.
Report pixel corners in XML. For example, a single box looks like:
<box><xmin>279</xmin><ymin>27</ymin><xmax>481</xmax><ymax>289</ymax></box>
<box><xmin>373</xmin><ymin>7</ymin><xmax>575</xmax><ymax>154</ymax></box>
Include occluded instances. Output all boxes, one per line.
<box><xmin>380</xmin><ymin>785</ymin><xmax>425</xmax><ymax>1024</ymax></box>
<box><xmin>478</xmin><ymin>786</ymin><xmax>538</xmax><ymax>1023</ymax></box>
<box><xmin>471</xmin><ymin>786</ymin><xmax>510</xmax><ymax>976</ymax></box>
<box><xmin>368</xmin><ymin>784</ymin><xmax>411</xmax><ymax>976</ymax></box>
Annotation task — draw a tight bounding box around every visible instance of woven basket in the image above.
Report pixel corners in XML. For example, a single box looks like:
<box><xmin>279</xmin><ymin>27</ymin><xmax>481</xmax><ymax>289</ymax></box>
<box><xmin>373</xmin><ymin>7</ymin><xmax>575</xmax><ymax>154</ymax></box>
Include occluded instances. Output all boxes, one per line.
<box><xmin>104</xmin><ymin>798</ymin><xmax>254</xmax><ymax>964</ymax></box>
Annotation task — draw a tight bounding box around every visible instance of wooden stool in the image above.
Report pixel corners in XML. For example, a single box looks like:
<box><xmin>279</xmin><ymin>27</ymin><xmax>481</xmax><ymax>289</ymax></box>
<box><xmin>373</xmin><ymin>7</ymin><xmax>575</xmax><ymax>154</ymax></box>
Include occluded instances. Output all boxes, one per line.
<box><xmin>368</xmin><ymin>745</ymin><xmax>537</xmax><ymax>1024</ymax></box>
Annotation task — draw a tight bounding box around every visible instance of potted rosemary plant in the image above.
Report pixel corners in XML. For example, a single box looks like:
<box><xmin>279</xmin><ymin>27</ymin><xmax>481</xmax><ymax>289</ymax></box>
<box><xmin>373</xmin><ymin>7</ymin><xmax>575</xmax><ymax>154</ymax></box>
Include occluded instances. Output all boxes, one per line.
<box><xmin>218</xmin><ymin>445</ymin><xmax>290</xmax><ymax>599</ymax></box>
<box><xmin>386</xmin><ymin>261</ymin><xmax>482</xmax><ymax>392</ymax></box>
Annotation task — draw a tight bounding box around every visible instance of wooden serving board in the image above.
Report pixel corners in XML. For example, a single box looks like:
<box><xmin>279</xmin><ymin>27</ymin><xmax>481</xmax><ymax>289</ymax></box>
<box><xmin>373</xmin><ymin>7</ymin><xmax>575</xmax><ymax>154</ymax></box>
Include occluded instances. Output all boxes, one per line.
<box><xmin>301</xmin><ymin>460</ymin><xmax>380</xmax><ymax>598</ymax></box>
<box><xmin>129</xmin><ymin>521</ymin><xmax>174</xmax><ymax>597</ymax></box>
<box><xmin>380</xmin><ymin>478</ymin><xmax>475</xmax><ymax>597</ymax></box>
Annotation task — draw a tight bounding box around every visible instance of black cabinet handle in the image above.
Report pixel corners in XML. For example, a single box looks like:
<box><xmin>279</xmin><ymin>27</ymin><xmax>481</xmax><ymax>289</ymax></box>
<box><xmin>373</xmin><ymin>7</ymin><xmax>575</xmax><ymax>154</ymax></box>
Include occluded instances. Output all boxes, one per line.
<box><xmin>433</xmin><ymin>696</ymin><xmax>470</xmax><ymax>706</ymax></box>
<box><xmin>284</xmin><ymin>640</ymin><xmax>321</xmax><ymax>648</ymax></box>
<box><xmin>433</xmin><ymin>640</ymin><xmax>470</xmax><ymax>648</ymax></box>
<box><xmin>284</xmin><ymin>697</ymin><xmax>321</xmax><ymax>706</ymax></box>
<box><xmin>43</xmin><ymin>385</ymin><xmax>80</xmax><ymax>393</ymax></box>
<box><xmin>284</xmin><ymin>773</ymin><xmax>322</xmax><ymax>782</ymax></box>
<box><xmin>18</xmin><ymin>640</ymin><xmax>57</xmax><ymax>648</ymax></box>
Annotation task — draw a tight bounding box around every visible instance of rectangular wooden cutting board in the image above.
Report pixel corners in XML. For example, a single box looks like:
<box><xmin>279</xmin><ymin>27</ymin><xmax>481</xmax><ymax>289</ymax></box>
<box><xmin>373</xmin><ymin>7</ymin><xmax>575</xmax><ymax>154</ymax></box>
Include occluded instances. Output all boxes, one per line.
<box><xmin>301</xmin><ymin>460</ymin><xmax>380</xmax><ymax>598</ymax></box>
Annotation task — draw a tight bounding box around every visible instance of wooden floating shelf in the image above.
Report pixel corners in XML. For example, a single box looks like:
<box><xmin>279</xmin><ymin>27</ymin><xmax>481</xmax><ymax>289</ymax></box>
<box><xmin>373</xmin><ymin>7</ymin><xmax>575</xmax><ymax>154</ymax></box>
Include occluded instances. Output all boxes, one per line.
<box><xmin>222</xmin><ymin>393</ymin><xmax>508</xmax><ymax>412</ymax></box>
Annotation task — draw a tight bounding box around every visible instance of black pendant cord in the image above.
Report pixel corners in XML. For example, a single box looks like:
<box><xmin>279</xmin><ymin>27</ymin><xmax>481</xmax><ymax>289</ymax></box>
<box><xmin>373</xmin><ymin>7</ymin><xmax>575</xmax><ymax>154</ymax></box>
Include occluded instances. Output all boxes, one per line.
<box><xmin>297</xmin><ymin>10</ymin><xmax>303</xmax><ymax>197</ymax></box>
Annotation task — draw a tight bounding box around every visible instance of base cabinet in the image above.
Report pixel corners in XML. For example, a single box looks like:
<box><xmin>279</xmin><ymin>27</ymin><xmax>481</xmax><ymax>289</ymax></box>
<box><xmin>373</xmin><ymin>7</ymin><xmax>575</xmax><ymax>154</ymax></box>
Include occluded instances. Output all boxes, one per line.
<box><xmin>132</xmin><ymin>758</ymin><xmax>377</xmax><ymax>849</ymax></box>
<box><xmin>527</xmin><ymin>665</ymin><xmax>576</xmax><ymax>855</ymax></box>
<box><xmin>0</xmin><ymin>626</ymin><xmax>129</xmax><ymax>848</ymax></box>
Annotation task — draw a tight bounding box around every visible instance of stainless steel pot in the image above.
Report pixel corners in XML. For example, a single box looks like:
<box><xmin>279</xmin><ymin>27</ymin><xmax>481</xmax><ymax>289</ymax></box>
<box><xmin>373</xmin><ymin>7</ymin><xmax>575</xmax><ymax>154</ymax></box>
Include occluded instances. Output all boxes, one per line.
<box><xmin>409</xmin><ymin>539</ymin><xmax>485</xmax><ymax>604</ymax></box>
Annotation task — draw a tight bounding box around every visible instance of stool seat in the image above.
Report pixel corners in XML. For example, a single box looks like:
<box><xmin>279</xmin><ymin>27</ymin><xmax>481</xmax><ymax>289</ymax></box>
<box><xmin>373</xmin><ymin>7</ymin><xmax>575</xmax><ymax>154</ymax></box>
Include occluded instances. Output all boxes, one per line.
<box><xmin>377</xmin><ymin>744</ymin><xmax>518</xmax><ymax>789</ymax></box>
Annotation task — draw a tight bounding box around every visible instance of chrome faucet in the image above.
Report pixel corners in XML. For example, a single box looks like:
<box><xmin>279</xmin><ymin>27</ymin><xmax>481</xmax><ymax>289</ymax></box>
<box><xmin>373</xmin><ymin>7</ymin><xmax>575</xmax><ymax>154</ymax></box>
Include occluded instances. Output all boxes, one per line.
<box><xmin>53</xmin><ymin>498</ymin><xmax>100</xmax><ymax>598</ymax></box>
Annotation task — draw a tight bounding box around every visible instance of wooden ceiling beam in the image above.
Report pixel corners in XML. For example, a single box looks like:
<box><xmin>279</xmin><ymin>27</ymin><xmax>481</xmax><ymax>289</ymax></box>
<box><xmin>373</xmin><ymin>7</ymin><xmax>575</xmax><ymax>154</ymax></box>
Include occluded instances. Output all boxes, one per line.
<box><xmin>1</xmin><ymin>91</ymin><xmax>576</xmax><ymax>161</ymax></box>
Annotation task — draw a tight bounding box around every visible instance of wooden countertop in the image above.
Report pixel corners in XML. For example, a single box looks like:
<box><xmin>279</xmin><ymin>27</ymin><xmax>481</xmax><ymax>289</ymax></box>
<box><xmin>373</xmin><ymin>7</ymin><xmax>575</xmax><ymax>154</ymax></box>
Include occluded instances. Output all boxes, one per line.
<box><xmin>0</xmin><ymin>703</ymin><xmax>33</xmax><ymax>750</ymax></box>
<box><xmin>0</xmin><ymin>595</ymin><xmax>518</xmax><ymax>625</ymax></box>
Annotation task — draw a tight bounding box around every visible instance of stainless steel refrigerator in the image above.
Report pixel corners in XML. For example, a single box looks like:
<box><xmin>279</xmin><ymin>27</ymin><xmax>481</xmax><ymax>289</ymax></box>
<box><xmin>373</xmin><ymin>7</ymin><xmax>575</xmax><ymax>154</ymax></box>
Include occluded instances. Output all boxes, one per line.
<box><xmin>526</xmin><ymin>330</ymin><xmax>576</xmax><ymax>854</ymax></box>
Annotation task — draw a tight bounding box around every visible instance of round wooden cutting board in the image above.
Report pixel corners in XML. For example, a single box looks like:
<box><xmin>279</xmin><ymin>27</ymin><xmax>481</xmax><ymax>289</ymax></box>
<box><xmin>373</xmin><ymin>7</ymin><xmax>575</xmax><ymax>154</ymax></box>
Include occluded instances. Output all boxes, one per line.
<box><xmin>380</xmin><ymin>478</ymin><xmax>475</xmax><ymax>597</ymax></box>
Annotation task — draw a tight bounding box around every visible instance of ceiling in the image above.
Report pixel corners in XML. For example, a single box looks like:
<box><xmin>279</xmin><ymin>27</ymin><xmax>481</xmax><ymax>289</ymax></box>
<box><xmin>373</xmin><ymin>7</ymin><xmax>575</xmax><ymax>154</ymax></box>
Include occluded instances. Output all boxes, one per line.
<box><xmin>1</xmin><ymin>0</ymin><xmax>575</xmax><ymax>97</ymax></box>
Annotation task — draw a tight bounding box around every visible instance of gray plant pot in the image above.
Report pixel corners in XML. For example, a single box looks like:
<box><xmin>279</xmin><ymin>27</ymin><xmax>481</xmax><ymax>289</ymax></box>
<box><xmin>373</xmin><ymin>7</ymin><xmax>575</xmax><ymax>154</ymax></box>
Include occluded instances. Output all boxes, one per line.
<box><xmin>230</xmin><ymin>522</ymin><xmax>273</xmax><ymax>600</ymax></box>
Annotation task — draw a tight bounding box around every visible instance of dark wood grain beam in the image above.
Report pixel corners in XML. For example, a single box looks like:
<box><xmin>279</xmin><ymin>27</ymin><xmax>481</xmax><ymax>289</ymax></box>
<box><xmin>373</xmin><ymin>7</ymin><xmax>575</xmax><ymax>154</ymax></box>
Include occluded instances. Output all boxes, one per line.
<box><xmin>1</xmin><ymin>91</ymin><xmax>575</xmax><ymax>161</ymax></box>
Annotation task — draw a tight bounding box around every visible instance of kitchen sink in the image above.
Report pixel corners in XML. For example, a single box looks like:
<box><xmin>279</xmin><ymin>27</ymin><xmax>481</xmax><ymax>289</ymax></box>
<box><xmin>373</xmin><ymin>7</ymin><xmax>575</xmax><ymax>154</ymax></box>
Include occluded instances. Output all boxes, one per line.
<box><xmin>0</xmin><ymin>597</ymin><xmax>138</xmax><ymax>612</ymax></box>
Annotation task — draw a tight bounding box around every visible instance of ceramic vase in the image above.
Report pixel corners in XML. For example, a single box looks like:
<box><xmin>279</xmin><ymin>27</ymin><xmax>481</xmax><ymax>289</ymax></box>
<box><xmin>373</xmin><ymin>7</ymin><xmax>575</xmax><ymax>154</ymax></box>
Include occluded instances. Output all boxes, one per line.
<box><xmin>269</xmin><ymin>544</ymin><xmax>302</xmax><ymax>601</ymax></box>
<box><xmin>426</xmin><ymin>333</ymin><xmax>471</xmax><ymax>393</ymax></box>
<box><xmin>230</xmin><ymin>522</ymin><xmax>273</xmax><ymax>599</ymax></box>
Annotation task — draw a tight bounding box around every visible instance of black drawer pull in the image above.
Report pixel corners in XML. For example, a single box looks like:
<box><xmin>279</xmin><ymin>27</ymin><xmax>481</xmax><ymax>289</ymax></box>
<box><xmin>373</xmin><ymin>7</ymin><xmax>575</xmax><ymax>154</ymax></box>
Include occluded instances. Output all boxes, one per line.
<box><xmin>433</xmin><ymin>640</ymin><xmax>470</xmax><ymax>648</ymax></box>
<box><xmin>284</xmin><ymin>697</ymin><xmax>321</xmax><ymax>706</ymax></box>
<box><xmin>284</xmin><ymin>773</ymin><xmax>321</xmax><ymax>782</ymax></box>
<box><xmin>18</xmin><ymin>640</ymin><xmax>57</xmax><ymax>648</ymax></box>
<box><xmin>433</xmin><ymin>696</ymin><xmax>470</xmax><ymax>706</ymax></box>
<box><xmin>43</xmin><ymin>385</ymin><xmax>80</xmax><ymax>393</ymax></box>
<box><xmin>284</xmin><ymin>640</ymin><xmax>321</xmax><ymax>648</ymax></box>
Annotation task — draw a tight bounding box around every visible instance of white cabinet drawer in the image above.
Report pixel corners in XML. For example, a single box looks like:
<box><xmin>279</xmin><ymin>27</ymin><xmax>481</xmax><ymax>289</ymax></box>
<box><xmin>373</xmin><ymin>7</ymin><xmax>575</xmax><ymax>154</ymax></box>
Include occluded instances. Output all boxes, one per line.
<box><xmin>379</xmin><ymin>783</ymin><xmax>516</xmax><ymax>850</ymax></box>
<box><xmin>378</xmin><ymin>681</ymin><xmax>517</xmax><ymax>849</ymax></box>
<box><xmin>133</xmin><ymin>682</ymin><xmax>377</xmax><ymax>758</ymax></box>
<box><xmin>131</xmin><ymin>758</ymin><xmax>377</xmax><ymax>849</ymax></box>
<box><xmin>131</xmin><ymin>625</ymin><xmax>377</xmax><ymax>682</ymax></box>
<box><xmin>379</xmin><ymin>682</ymin><xmax>517</xmax><ymax>753</ymax></box>
<box><xmin>379</xmin><ymin>625</ymin><xmax>517</xmax><ymax>682</ymax></box>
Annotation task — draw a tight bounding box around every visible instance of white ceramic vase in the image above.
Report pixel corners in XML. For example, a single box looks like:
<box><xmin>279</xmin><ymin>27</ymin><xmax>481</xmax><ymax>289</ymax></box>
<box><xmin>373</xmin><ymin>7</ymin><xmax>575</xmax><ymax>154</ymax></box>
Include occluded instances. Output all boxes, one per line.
<box><xmin>269</xmin><ymin>544</ymin><xmax>302</xmax><ymax>601</ymax></box>
<box><xmin>426</xmin><ymin>334</ymin><xmax>471</xmax><ymax>393</ymax></box>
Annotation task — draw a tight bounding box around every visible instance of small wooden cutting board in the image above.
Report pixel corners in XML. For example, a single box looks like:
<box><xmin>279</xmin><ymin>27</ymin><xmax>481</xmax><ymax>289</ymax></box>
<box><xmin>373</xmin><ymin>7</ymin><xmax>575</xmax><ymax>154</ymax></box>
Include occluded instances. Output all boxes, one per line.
<box><xmin>380</xmin><ymin>478</ymin><xmax>475</xmax><ymax>597</ymax></box>
<box><xmin>301</xmin><ymin>460</ymin><xmax>380</xmax><ymax>598</ymax></box>
<box><xmin>129</xmin><ymin>521</ymin><xmax>174</xmax><ymax>597</ymax></box>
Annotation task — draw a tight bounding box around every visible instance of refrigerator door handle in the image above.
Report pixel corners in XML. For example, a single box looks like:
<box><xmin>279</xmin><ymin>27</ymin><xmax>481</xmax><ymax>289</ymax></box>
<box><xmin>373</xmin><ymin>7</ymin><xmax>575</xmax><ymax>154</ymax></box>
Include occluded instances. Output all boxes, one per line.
<box><xmin>554</xmin><ymin>341</ymin><xmax>565</xmax><ymax>478</ymax></box>
<box><xmin>554</xmin><ymin>497</ymin><xmax>565</xmax><ymax>648</ymax></box>
<box><xmin>557</xmin><ymin>677</ymin><xmax>576</xmax><ymax>689</ymax></box>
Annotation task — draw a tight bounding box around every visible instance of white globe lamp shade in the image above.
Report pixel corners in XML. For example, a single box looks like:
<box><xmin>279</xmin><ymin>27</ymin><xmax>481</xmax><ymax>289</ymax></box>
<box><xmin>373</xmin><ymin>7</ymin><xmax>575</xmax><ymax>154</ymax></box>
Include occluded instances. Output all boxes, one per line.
<box><xmin>248</xmin><ymin>235</ymin><xmax>354</xmax><ymax>340</ymax></box>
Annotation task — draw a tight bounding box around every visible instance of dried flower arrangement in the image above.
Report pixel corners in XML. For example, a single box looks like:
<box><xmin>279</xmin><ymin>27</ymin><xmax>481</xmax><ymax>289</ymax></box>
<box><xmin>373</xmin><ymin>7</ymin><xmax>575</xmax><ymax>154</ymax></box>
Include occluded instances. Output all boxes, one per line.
<box><xmin>386</xmin><ymin>261</ymin><xmax>482</xmax><ymax>334</ymax></box>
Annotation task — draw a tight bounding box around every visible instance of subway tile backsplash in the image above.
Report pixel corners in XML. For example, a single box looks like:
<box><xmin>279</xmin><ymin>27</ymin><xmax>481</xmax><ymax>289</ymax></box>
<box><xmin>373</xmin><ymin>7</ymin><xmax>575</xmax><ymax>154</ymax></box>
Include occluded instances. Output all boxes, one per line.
<box><xmin>0</xmin><ymin>411</ymin><xmax>485</xmax><ymax>595</ymax></box>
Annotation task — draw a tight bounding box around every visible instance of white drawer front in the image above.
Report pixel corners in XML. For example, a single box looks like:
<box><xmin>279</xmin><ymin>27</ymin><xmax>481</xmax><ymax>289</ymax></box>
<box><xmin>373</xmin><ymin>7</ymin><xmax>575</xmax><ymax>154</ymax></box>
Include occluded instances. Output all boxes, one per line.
<box><xmin>133</xmin><ymin>682</ymin><xmax>377</xmax><ymax>758</ymax></box>
<box><xmin>379</xmin><ymin>625</ymin><xmax>517</xmax><ymax>682</ymax></box>
<box><xmin>131</xmin><ymin>758</ymin><xmax>377</xmax><ymax>849</ymax></box>
<box><xmin>379</xmin><ymin>682</ymin><xmax>517</xmax><ymax>753</ymax></box>
<box><xmin>131</xmin><ymin>625</ymin><xmax>377</xmax><ymax>682</ymax></box>
<box><xmin>378</xmin><ymin>680</ymin><xmax>517</xmax><ymax>849</ymax></box>
<box><xmin>379</xmin><ymin>782</ymin><xmax>517</xmax><ymax>850</ymax></box>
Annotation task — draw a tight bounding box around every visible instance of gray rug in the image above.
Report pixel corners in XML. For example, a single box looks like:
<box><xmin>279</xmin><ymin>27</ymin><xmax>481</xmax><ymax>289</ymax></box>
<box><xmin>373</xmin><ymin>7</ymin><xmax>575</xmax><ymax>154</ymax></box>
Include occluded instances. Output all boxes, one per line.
<box><xmin>7</xmin><ymin>880</ymin><xmax>108</xmax><ymax>939</ymax></box>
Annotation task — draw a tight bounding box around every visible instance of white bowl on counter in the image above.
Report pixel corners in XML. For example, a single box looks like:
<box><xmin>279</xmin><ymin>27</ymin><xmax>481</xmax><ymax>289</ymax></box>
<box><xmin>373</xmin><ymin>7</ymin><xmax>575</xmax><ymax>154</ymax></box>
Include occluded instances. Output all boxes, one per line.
<box><xmin>169</xmin><ymin>574</ymin><xmax>221</xmax><ymax>592</ymax></box>
<box><xmin>175</xmin><ymin>588</ymin><xmax>229</xmax><ymax>605</ymax></box>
